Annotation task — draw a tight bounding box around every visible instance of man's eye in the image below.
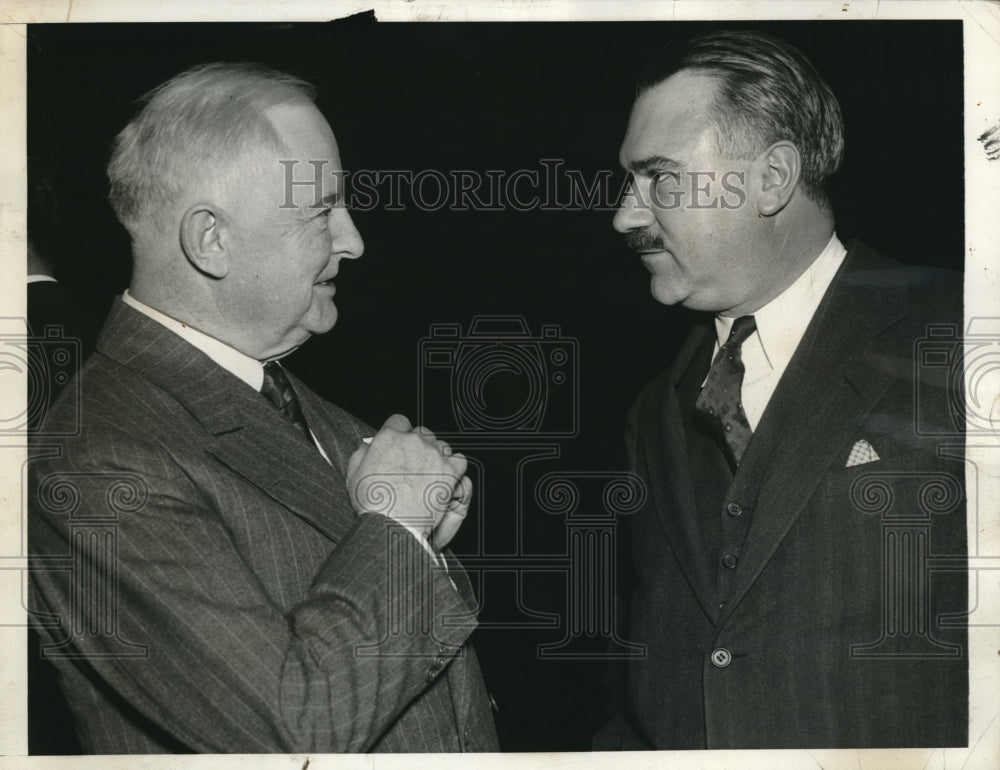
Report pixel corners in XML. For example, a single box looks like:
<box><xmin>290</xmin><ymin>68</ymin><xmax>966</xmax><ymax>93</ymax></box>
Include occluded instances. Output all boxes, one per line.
<box><xmin>651</xmin><ymin>171</ymin><xmax>680</xmax><ymax>186</ymax></box>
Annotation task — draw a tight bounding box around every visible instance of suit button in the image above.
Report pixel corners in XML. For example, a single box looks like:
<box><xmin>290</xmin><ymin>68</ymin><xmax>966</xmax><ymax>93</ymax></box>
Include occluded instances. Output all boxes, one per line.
<box><xmin>722</xmin><ymin>553</ymin><xmax>738</xmax><ymax>569</ymax></box>
<box><xmin>711</xmin><ymin>648</ymin><xmax>732</xmax><ymax>668</ymax></box>
<box><xmin>425</xmin><ymin>660</ymin><xmax>444</xmax><ymax>682</ymax></box>
<box><xmin>726</xmin><ymin>502</ymin><xmax>742</xmax><ymax>517</ymax></box>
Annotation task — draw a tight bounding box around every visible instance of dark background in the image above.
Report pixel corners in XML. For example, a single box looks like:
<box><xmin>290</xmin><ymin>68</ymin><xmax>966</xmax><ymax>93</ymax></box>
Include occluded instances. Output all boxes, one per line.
<box><xmin>26</xmin><ymin>18</ymin><xmax>964</xmax><ymax>753</ymax></box>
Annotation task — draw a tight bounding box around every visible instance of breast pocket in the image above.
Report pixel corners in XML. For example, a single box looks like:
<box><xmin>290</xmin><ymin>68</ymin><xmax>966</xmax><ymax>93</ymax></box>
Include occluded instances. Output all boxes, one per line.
<box><xmin>821</xmin><ymin>440</ymin><xmax>964</xmax><ymax>521</ymax></box>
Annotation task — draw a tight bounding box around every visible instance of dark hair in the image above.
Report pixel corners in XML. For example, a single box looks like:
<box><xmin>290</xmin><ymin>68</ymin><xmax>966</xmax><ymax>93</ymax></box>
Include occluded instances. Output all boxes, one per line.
<box><xmin>638</xmin><ymin>30</ymin><xmax>845</xmax><ymax>203</ymax></box>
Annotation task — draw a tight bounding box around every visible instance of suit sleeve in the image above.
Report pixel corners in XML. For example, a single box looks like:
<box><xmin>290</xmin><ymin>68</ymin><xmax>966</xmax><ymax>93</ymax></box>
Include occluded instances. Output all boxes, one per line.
<box><xmin>29</xmin><ymin>427</ymin><xmax>477</xmax><ymax>753</ymax></box>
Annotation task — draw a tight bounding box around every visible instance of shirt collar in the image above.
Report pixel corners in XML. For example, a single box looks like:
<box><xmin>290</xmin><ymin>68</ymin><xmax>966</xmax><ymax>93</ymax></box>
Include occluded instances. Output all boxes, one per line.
<box><xmin>713</xmin><ymin>233</ymin><xmax>848</xmax><ymax>372</ymax></box>
<box><xmin>121</xmin><ymin>290</ymin><xmax>265</xmax><ymax>391</ymax></box>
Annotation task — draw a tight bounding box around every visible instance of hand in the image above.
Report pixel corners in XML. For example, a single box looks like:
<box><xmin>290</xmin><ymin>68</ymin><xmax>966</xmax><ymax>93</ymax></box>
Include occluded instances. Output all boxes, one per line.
<box><xmin>432</xmin><ymin>474</ymin><xmax>471</xmax><ymax>553</ymax></box>
<box><xmin>346</xmin><ymin>414</ymin><xmax>470</xmax><ymax>546</ymax></box>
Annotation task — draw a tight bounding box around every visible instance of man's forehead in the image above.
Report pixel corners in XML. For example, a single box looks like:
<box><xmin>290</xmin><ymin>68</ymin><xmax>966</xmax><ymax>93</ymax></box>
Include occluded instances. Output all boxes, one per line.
<box><xmin>264</xmin><ymin>102</ymin><xmax>341</xmax><ymax>162</ymax></box>
<box><xmin>620</xmin><ymin>70</ymin><xmax>720</xmax><ymax>168</ymax></box>
<box><xmin>257</xmin><ymin>101</ymin><xmax>344</xmax><ymax>208</ymax></box>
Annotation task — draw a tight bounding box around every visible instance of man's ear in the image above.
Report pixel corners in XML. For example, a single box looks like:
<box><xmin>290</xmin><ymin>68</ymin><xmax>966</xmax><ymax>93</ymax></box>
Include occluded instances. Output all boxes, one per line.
<box><xmin>756</xmin><ymin>141</ymin><xmax>801</xmax><ymax>217</ymax></box>
<box><xmin>179</xmin><ymin>204</ymin><xmax>229</xmax><ymax>278</ymax></box>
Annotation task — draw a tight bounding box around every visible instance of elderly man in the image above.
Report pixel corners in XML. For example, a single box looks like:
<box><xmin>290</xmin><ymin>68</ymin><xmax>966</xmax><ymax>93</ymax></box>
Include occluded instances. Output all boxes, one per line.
<box><xmin>596</xmin><ymin>31</ymin><xmax>967</xmax><ymax>749</ymax></box>
<box><xmin>28</xmin><ymin>63</ymin><xmax>498</xmax><ymax>753</ymax></box>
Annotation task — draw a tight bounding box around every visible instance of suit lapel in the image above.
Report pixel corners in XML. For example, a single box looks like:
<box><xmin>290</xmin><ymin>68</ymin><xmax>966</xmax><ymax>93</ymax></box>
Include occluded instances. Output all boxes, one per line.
<box><xmin>97</xmin><ymin>300</ymin><xmax>357</xmax><ymax>544</ymax></box>
<box><xmin>719</xmin><ymin>244</ymin><xmax>910</xmax><ymax>621</ymax></box>
<box><xmin>644</xmin><ymin>322</ymin><xmax>722</xmax><ymax>619</ymax></box>
<box><xmin>205</xmin><ymin>415</ymin><xmax>356</xmax><ymax>544</ymax></box>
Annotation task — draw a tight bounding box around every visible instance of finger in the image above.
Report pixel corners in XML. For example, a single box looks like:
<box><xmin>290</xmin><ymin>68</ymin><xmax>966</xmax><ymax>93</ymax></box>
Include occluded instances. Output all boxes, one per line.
<box><xmin>438</xmin><ymin>440</ymin><xmax>453</xmax><ymax>457</ymax></box>
<box><xmin>444</xmin><ymin>451</ymin><xmax>467</xmax><ymax>478</ymax></box>
<box><xmin>413</xmin><ymin>425</ymin><xmax>437</xmax><ymax>443</ymax></box>
<box><xmin>346</xmin><ymin>445</ymin><xmax>367</xmax><ymax>480</ymax></box>
<box><xmin>382</xmin><ymin>413</ymin><xmax>412</xmax><ymax>433</ymax></box>
<box><xmin>451</xmin><ymin>475</ymin><xmax>472</xmax><ymax>508</ymax></box>
<box><xmin>442</xmin><ymin>477</ymin><xmax>471</xmax><ymax>531</ymax></box>
<box><xmin>432</xmin><ymin>509</ymin><xmax>466</xmax><ymax>553</ymax></box>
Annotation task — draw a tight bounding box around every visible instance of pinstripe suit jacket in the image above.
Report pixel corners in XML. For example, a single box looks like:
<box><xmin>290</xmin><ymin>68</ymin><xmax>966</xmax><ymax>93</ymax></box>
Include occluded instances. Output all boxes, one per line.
<box><xmin>28</xmin><ymin>299</ymin><xmax>499</xmax><ymax>753</ymax></box>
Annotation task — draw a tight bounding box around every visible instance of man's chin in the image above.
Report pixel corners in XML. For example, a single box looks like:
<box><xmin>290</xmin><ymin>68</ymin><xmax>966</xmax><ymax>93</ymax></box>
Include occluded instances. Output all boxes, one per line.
<box><xmin>306</xmin><ymin>307</ymin><xmax>339</xmax><ymax>336</ymax></box>
<box><xmin>649</xmin><ymin>277</ymin><xmax>686</xmax><ymax>307</ymax></box>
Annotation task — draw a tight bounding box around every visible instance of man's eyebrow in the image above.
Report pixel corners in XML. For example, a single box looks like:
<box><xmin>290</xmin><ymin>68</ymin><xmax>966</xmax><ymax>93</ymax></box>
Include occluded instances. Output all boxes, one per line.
<box><xmin>304</xmin><ymin>191</ymin><xmax>340</xmax><ymax>210</ymax></box>
<box><xmin>626</xmin><ymin>155</ymin><xmax>683</xmax><ymax>173</ymax></box>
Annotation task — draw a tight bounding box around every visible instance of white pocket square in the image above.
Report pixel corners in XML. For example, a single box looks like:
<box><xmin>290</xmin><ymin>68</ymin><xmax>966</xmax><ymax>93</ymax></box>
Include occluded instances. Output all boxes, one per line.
<box><xmin>846</xmin><ymin>439</ymin><xmax>880</xmax><ymax>467</ymax></box>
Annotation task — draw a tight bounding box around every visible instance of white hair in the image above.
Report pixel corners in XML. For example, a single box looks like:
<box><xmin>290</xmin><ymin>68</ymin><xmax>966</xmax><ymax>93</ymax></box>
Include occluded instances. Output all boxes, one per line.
<box><xmin>107</xmin><ymin>62</ymin><xmax>317</xmax><ymax>239</ymax></box>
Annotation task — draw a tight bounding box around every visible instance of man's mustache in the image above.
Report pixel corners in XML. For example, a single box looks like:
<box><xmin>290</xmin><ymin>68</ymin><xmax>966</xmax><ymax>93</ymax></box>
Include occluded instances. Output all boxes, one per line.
<box><xmin>624</xmin><ymin>229</ymin><xmax>665</xmax><ymax>253</ymax></box>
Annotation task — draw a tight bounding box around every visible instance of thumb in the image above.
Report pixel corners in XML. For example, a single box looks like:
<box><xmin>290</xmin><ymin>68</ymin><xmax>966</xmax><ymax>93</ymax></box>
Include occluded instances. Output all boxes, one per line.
<box><xmin>346</xmin><ymin>444</ymin><xmax>367</xmax><ymax>482</ymax></box>
<box><xmin>382</xmin><ymin>413</ymin><xmax>413</xmax><ymax>432</ymax></box>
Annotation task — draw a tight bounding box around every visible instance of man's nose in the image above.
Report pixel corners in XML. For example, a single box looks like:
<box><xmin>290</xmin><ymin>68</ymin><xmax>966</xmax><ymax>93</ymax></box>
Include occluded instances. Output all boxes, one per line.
<box><xmin>613</xmin><ymin>178</ymin><xmax>655</xmax><ymax>234</ymax></box>
<box><xmin>330</xmin><ymin>207</ymin><xmax>364</xmax><ymax>260</ymax></box>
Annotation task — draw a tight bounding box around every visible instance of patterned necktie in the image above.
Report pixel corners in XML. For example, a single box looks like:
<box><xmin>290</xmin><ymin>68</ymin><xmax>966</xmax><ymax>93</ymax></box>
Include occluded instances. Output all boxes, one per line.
<box><xmin>695</xmin><ymin>315</ymin><xmax>757</xmax><ymax>468</ymax></box>
<box><xmin>260</xmin><ymin>361</ymin><xmax>311</xmax><ymax>441</ymax></box>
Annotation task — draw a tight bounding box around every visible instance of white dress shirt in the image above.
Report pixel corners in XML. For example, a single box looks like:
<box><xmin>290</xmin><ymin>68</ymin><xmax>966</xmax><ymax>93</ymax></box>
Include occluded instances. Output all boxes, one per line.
<box><xmin>123</xmin><ymin>290</ymin><xmax>266</xmax><ymax>388</ymax></box>
<box><xmin>120</xmin><ymin>291</ymin><xmax>446</xmax><ymax>564</ymax></box>
<box><xmin>708</xmin><ymin>234</ymin><xmax>847</xmax><ymax>431</ymax></box>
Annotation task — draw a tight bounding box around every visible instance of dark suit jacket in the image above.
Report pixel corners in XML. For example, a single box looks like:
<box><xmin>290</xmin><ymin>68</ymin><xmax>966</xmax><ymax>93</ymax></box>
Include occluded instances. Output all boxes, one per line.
<box><xmin>26</xmin><ymin>278</ymin><xmax>100</xmax><ymax>754</ymax></box>
<box><xmin>596</xmin><ymin>241</ymin><xmax>968</xmax><ymax>749</ymax></box>
<box><xmin>28</xmin><ymin>299</ymin><xmax>499</xmax><ymax>753</ymax></box>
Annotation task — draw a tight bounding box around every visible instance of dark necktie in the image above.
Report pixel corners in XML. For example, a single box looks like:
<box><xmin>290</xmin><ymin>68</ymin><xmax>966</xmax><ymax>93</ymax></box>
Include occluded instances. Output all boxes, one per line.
<box><xmin>695</xmin><ymin>315</ymin><xmax>757</xmax><ymax>468</ymax></box>
<box><xmin>261</xmin><ymin>361</ymin><xmax>311</xmax><ymax>441</ymax></box>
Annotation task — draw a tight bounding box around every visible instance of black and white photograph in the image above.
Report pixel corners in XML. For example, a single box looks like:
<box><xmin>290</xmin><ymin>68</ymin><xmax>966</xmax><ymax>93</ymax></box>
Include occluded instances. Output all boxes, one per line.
<box><xmin>2</xmin><ymin>1</ymin><xmax>999</xmax><ymax>768</ymax></box>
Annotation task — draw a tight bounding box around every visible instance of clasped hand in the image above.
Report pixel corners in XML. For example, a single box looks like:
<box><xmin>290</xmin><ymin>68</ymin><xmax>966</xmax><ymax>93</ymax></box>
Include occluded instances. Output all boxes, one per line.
<box><xmin>346</xmin><ymin>414</ymin><xmax>471</xmax><ymax>552</ymax></box>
